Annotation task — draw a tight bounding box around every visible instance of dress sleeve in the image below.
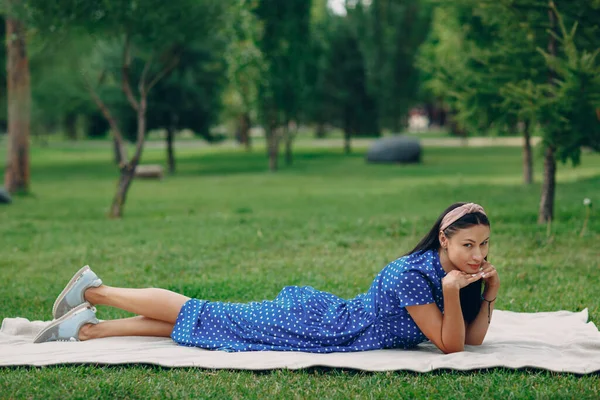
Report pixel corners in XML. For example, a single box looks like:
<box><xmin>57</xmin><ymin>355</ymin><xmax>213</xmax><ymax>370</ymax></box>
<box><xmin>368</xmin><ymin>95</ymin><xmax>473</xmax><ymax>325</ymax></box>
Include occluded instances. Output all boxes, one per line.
<box><xmin>394</xmin><ymin>270</ymin><xmax>435</xmax><ymax>308</ymax></box>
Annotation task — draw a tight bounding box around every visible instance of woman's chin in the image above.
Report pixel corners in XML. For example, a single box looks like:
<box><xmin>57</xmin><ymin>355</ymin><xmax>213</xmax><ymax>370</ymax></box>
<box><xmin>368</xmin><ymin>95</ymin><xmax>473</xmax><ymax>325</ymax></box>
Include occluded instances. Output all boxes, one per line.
<box><xmin>465</xmin><ymin>264</ymin><xmax>481</xmax><ymax>273</ymax></box>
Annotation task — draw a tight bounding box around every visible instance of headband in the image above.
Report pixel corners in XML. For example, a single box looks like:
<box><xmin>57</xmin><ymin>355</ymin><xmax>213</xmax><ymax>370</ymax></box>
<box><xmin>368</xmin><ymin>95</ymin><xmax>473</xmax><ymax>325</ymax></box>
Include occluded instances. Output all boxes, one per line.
<box><xmin>440</xmin><ymin>203</ymin><xmax>487</xmax><ymax>232</ymax></box>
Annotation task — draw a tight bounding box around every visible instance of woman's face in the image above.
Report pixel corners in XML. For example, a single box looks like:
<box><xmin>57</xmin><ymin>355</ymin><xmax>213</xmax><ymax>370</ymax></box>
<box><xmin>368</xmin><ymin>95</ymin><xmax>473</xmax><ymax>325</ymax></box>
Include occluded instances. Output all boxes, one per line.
<box><xmin>440</xmin><ymin>224</ymin><xmax>490</xmax><ymax>273</ymax></box>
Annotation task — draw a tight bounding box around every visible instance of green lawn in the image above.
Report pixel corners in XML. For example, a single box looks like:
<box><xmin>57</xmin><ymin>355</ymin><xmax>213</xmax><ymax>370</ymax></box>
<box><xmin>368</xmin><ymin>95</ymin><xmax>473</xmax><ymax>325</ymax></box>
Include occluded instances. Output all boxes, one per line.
<box><xmin>1</xmin><ymin>141</ymin><xmax>599</xmax><ymax>399</ymax></box>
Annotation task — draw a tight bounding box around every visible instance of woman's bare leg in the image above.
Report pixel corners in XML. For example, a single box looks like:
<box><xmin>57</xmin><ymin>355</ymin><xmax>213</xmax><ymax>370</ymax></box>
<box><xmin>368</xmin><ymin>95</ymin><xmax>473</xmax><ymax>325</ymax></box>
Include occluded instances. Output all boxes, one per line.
<box><xmin>84</xmin><ymin>285</ymin><xmax>189</xmax><ymax>324</ymax></box>
<box><xmin>79</xmin><ymin>316</ymin><xmax>174</xmax><ymax>340</ymax></box>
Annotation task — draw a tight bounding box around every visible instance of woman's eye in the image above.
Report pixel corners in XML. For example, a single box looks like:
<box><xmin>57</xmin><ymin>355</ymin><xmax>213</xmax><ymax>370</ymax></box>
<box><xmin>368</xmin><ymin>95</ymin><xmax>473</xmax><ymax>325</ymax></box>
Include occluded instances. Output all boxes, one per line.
<box><xmin>482</xmin><ymin>241</ymin><xmax>488</xmax><ymax>246</ymax></box>
<box><xmin>464</xmin><ymin>243</ymin><xmax>472</xmax><ymax>248</ymax></box>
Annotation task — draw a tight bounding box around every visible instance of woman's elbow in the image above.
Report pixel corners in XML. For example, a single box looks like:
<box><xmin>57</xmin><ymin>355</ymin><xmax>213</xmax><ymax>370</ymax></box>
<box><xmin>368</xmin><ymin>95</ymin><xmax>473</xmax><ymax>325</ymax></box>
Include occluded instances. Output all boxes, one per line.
<box><xmin>442</xmin><ymin>346</ymin><xmax>464</xmax><ymax>354</ymax></box>
<box><xmin>439</xmin><ymin>343</ymin><xmax>464</xmax><ymax>354</ymax></box>
<box><xmin>465</xmin><ymin>337</ymin><xmax>484</xmax><ymax>346</ymax></box>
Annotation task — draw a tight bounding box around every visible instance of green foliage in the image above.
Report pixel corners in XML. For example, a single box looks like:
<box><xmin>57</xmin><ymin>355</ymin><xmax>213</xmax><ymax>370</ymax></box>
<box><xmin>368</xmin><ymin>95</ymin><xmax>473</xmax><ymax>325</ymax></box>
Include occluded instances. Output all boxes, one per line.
<box><xmin>418</xmin><ymin>0</ymin><xmax>600</xmax><ymax>163</ymax></box>
<box><xmin>417</xmin><ymin>0</ymin><xmax>544</xmax><ymax>135</ymax></box>
<box><xmin>0</xmin><ymin>142</ymin><xmax>599</xmax><ymax>396</ymax></box>
<box><xmin>350</xmin><ymin>0</ymin><xmax>432</xmax><ymax>131</ymax></box>
<box><xmin>27</xmin><ymin>33</ymin><xmax>100</xmax><ymax>132</ymax></box>
<box><xmin>502</xmin><ymin>8</ymin><xmax>600</xmax><ymax>165</ymax></box>
<box><xmin>255</xmin><ymin>0</ymin><xmax>313</xmax><ymax>125</ymax></box>
<box><xmin>221</xmin><ymin>0</ymin><xmax>266</xmax><ymax>123</ymax></box>
<box><xmin>307</xmin><ymin>13</ymin><xmax>379</xmax><ymax>136</ymax></box>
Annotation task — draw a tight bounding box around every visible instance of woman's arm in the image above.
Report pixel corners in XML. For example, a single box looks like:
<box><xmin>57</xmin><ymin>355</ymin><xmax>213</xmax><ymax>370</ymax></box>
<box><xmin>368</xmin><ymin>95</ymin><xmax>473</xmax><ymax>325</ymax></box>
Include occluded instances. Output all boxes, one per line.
<box><xmin>465</xmin><ymin>284</ymin><xmax>499</xmax><ymax>345</ymax></box>
<box><xmin>465</xmin><ymin>262</ymin><xmax>500</xmax><ymax>345</ymax></box>
<box><xmin>406</xmin><ymin>271</ymin><xmax>480</xmax><ymax>354</ymax></box>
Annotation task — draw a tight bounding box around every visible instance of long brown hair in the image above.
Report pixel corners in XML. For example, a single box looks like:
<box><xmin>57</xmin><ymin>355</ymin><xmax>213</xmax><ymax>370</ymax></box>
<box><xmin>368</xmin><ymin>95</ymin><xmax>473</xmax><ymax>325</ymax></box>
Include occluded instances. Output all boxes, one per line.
<box><xmin>406</xmin><ymin>203</ymin><xmax>490</xmax><ymax>323</ymax></box>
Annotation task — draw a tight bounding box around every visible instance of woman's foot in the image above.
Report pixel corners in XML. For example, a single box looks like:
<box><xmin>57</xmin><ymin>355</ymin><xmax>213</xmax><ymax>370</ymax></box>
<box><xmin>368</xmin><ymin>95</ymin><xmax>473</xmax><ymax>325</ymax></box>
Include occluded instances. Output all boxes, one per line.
<box><xmin>34</xmin><ymin>302</ymin><xmax>99</xmax><ymax>343</ymax></box>
<box><xmin>52</xmin><ymin>265</ymin><xmax>103</xmax><ymax>319</ymax></box>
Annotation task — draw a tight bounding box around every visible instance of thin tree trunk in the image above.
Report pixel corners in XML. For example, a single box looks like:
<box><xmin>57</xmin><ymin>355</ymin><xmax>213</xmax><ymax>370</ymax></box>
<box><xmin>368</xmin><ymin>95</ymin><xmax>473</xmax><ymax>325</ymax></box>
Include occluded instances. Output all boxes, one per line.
<box><xmin>315</xmin><ymin>122</ymin><xmax>326</xmax><ymax>138</ymax></box>
<box><xmin>343</xmin><ymin>129</ymin><xmax>351</xmax><ymax>154</ymax></box>
<box><xmin>166</xmin><ymin>123</ymin><xmax>176</xmax><ymax>174</ymax></box>
<box><xmin>84</xmin><ymin>80</ymin><xmax>128</xmax><ymax>166</ymax></box>
<box><xmin>4</xmin><ymin>3</ymin><xmax>31</xmax><ymax>194</ymax></box>
<box><xmin>109</xmin><ymin>98</ymin><xmax>147</xmax><ymax>219</ymax></box>
<box><xmin>113</xmin><ymin>138</ymin><xmax>126</xmax><ymax>166</ymax></box>
<box><xmin>538</xmin><ymin>1</ymin><xmax>557</xmax><ymax>224</ymax></box>
<box><xmin>267</xmin><ymin>119</ymin><xmax>279</xmax><ymax>172</ymax></box>
<box><xmin>268</xmin><ymin>131</ymin><xmax>279</xmax><ymax>172</ymax></box>
<box><xmin>238</xmin><ymin>113</ymin><xmax>251</xmax><ymax>151</ymax></box>
<box><xmin>538</xmin><ymin>146</ymin><xmax>556</xmax><ymax>223</ymax></box>
<box><xmin>64</xmin><ymin>113</ymin><xmax>77</xmax><ymax>140</ymax></box>
<box><xmin>343</xmin><ymin>112</ymin><xmax>352</xmax><ymax>154</ymax></box>
<box><xmin>284</xmin><ymin>123</ymin><xmax>295</xmax><ymax>166</ymax></box>
<box><xmin>109</xmin><ymin>166</ymin><xmax>136</xmax><ymax>219</ymax></box>
<box><xmin>523</xmin><ymin>120</ymin><xmax>533</xmax><ymax>185</ymax></box>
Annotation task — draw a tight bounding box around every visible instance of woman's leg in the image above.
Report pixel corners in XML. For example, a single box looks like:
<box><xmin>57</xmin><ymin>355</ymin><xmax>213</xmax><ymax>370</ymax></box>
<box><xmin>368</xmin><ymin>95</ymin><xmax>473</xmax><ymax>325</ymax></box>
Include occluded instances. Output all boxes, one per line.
<box><xmin>79</xmin><ymin>316</ymin><xmax>174</xmax><ymax>340</ymax></box>
<box><xmin>84</xmin><ymin>285</ymin><xmax>190</xmax><ymax>324</ymax></box>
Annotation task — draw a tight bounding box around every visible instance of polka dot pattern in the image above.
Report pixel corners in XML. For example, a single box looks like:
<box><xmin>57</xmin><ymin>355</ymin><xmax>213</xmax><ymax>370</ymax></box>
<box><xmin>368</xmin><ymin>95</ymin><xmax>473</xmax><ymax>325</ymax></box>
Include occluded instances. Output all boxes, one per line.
<box><xmin>171</xmin><ymin>249</ymin><xmax>447</xmax><ymax>352</ymax></box>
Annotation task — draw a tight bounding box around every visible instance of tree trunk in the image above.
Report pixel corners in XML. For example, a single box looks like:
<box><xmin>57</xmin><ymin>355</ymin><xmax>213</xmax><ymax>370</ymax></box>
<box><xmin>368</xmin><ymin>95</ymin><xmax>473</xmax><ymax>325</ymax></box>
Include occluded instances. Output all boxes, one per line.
<box><xmin>109</xmin><ymin>166</ymin><xmax>136</xmax><ymax>219</ymax></box>
<box><xmin>267</xmin><ymin>121</ymin><xmax>279</xmax><ymax>172</ymax></box>
<box><xmin>343</xmin><ymin>129</ymin><xmax>351</xmax><ymax>154</ymax></box>
<box><xmin>113</xmin><ymin>138</ymin><xmax>126</xmax><ymax>166</ymax></box>
<box><xmin>315</xmin><ymin>122</ymin><xmax>326</xmax><ymax>138</ymax></box>
<box><xmin>238</xmin><ymin>113</ymin><xmax>251</xmax><ymax>151</ymax></box>
<box><xmin>4</xmin><ymin>5</ymin><xmax>31</xmax><ymax>194</ymax></box>
<box><xmin>284</xmin><ymin>124</ymin><xmax>294</xmax><ymax>166</ymax></box>
<box><xmin>538</xmin><ymin>1</ymin><xmax>557</xmax><ymax>224</ymax></box>
<box><xmin>342</xmin><ymin>111</ymin><xmax>352</xmax><ymax>154</ymax></box>
<box><xmin>109</xmin><ymin>94</ymin><xmax>148</xmax><ymax>218</ymax></box>
<box><xmin>538</xmin><ymin>146</ymin><xmax>556</xmax><ymax>223</ymax></box>
<box><xmin>268</xmin><ymin>132</ymin><xmax>279</xmax><ymax>172</ymax></box>
<box><xmin>64</xmin><ymin>113</ymin><xmax>78</xmax><ymax>141</ymax></box>
<box><xmin>166</xmin><ymin>124</ymin><xmax>176</xmax><ymax>174</ymax></box>
<box><xmin>523</xmin><ymin>120</ymin><xmax>533</xmax><ymax>185</ymax></box>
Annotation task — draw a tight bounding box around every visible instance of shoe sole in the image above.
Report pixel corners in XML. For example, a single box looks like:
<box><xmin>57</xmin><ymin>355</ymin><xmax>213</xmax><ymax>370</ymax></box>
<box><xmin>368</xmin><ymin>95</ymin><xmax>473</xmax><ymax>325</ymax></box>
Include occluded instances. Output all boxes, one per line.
<box><xmin>52</xmin><ymin>265</ymin><xmax>92</xmax><ymax>319</ymax></box>
<box><xmin>34</xmin><ymin>302</ymin><xmax>96</xmax><ymax>343</ymax></box>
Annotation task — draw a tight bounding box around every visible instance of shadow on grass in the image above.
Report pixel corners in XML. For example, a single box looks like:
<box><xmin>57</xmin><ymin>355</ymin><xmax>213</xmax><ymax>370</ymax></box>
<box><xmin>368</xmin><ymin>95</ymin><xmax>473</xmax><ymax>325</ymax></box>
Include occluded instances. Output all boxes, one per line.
<box><xmin>29</xmin><ymin>145</ymin><xmax>600</xmax><ymax>185</ymax></box>
<box><xmin>173</xmin><ymin>150</ymin><xmax>367</xmax><ymax>178</ymax></box>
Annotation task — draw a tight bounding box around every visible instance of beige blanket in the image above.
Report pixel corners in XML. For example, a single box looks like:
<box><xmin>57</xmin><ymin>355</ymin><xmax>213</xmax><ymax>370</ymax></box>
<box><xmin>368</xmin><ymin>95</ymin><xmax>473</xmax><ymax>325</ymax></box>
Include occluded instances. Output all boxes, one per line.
<box><xmin>1</xmin><ymin>309</ymin><xmax>599</xmax><ymax>373</ymax></box>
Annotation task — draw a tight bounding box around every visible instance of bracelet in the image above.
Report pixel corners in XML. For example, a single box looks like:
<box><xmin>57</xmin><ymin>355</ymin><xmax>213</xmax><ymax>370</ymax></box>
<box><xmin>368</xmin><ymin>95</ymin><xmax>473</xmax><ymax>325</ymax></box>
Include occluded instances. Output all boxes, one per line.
<box><xmin>481</xmin><ymin>295</ymin><xmax>496</xmax><ymax>324</ymax></box>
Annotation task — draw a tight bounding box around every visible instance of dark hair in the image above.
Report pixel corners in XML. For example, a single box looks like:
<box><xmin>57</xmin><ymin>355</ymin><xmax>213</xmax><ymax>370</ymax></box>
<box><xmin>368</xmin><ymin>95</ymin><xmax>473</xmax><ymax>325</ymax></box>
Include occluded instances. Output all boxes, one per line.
<box><xmin>406</xmin><ymin>202</ymin><xmax>490</xmax><ymax>323</ymax></box>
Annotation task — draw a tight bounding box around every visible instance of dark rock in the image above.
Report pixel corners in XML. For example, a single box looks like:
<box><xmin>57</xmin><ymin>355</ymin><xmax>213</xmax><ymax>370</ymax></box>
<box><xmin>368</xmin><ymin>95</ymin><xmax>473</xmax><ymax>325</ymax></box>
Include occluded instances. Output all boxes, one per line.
<box><xmin>0</xmin><ymin>187</ymin><xmax>11</xmax><ymax>204</ymax></box>
<box><xmin>366</xmin><ymin>135</ymin><xmax>421</xmax><ymax>164</ymax></box>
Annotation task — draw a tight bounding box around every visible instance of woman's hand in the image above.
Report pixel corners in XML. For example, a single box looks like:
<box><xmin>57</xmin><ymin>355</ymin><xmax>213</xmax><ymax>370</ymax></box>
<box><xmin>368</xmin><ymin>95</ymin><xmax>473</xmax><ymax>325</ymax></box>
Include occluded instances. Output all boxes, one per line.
<box><xmin>442</xmin><ymin>270</ymin><xmax>482</xmax><ymax>290</ymax></box>
<box><xmin>480</xmin><ymin>261</ymin><xmax>500</xmax><ymax>290</ymax></box>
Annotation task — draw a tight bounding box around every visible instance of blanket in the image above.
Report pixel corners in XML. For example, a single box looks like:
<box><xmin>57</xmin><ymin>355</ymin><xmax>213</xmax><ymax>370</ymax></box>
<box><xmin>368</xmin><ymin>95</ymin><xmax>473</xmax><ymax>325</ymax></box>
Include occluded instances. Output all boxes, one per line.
<box><xmin>1</xmin><ymin>309</ymin><xmax>598</xmax><ymax>373</ymax></box>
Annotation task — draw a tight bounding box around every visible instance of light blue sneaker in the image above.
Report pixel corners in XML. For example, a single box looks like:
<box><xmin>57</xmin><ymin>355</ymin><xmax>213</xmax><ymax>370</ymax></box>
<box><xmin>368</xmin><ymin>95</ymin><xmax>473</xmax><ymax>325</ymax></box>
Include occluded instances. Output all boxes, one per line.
<box><xmin>34</xmin><ymin>302</ymin><xmax>99</xmax><ymax>343</ymax></box>
<box><xmin>52</xmin><ymin>265</ymin><xmax>103</xmax><ymax>319</ymax></box>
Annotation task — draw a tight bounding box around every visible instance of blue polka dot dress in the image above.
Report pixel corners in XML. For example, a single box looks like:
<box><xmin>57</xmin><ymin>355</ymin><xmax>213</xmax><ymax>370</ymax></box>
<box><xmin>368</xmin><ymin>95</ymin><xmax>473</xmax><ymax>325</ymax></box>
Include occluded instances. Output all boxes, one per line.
<box><xmin>171</xmin><ymin>249</ymin><xmax>447</xmax><ymax>352</ymax></box>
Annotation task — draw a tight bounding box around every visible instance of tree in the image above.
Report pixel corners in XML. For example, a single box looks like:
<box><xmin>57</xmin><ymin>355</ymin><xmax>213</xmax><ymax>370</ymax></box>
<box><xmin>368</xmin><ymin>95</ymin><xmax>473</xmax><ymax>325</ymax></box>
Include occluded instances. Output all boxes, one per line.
<box><xmin>26</xmin><ymin>0</ymin><xmax>233</xmax><ymax>217</ymax></box>
<box><xmin>348</xmin><ymin>0</ymin><xmax>432</xmax><ymax>133</ymax></box>
<box><xmin>221</xmin><ymin>0</ymin><xmax>264</xmax><ymax>152</ymax></box>
<box><xmin>308</xmin><ymin>12</ymin><xmax>378</xmax><ymax>153</ymax></box>
<box><xmin>417</xmin><ymin>1</ymin><xmax>544</xmax><ymax>184</ymax></box>
<box><xmin>255</xmin><ymin>0</ymin><xmax>312</xmax><ymax>171</ymax></box>
<box><xmin>418</xmin><ymin>0</ymin><xmax>600</xmax><ymax>222</ymax></box>
<box><xmin>503</xmin><ymin>2</ymin><xmax>600</xmax><ymax>222</ymax></box>
<box><xmin>3</xmin><ymin>0</ymin><xmax>31</xmax><ymax>194</ymax></box>
<box><xmin>146</xmin><ymin>39</ymin><xmax>229</xmax><ymax>174</ymax></box>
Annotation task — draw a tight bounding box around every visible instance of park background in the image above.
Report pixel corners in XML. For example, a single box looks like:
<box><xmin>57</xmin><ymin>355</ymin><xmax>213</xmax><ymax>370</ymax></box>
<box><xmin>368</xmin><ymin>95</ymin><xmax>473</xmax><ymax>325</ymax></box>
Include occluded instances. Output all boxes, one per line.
<box><xmin>1</xmin><ymin>0</ymin><xmax>599</xmax><ymax>398</ymax></box>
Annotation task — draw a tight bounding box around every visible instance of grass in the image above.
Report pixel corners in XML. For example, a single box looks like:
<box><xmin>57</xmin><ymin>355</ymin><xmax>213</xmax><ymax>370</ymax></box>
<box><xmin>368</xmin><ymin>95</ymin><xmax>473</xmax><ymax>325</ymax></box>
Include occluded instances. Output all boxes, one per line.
<box><xmin>1</xmin><ymin>140</ymin><xmax>599</xmax><ymax>399</ymax></box>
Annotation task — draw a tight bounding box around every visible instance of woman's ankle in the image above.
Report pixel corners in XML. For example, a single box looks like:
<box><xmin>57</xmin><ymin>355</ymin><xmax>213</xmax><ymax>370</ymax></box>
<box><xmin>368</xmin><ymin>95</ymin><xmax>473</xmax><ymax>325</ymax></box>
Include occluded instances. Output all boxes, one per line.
<box><xmin>84</xmin><ymin>285</ymin><xmax>107</xmax><ymax>305</ymax></box>
<box><xmin>78</xmin><ymin>323</ymin><xmax>97</xmax><ymax>341</ymax></box>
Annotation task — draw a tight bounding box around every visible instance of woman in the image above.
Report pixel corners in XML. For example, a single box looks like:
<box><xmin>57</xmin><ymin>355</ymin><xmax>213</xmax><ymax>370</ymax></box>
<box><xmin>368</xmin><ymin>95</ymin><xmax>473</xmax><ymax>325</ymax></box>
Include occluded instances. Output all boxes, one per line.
<box><xmin>34</xmin><ymin>202</ymin><xmax>499</xmax><ymax>354</ymax></box>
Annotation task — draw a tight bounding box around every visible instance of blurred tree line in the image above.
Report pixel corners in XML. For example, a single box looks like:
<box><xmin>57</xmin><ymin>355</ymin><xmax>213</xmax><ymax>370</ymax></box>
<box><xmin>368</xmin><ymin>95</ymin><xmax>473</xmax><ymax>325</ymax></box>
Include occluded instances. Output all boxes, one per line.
<box><xmin>2</xmin><ymin>0</ymin><xmax>599</xmax><ymax>220</ymax></box>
